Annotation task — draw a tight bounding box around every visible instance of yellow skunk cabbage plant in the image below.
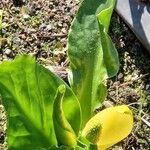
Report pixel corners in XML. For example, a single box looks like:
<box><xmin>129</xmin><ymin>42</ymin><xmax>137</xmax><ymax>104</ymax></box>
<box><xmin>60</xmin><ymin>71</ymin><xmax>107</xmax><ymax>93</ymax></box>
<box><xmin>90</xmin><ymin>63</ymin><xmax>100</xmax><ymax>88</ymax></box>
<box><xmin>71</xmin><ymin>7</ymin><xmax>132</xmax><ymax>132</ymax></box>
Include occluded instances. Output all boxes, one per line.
<box><xmin>82</xmin><ymin>105</ymin><xmax>133</xmax><ymax>150</ymax></box>
<box><xmin>0</xmin><ymin>0</ymin><xmax>133</xmax><ymax>150</ymax></box>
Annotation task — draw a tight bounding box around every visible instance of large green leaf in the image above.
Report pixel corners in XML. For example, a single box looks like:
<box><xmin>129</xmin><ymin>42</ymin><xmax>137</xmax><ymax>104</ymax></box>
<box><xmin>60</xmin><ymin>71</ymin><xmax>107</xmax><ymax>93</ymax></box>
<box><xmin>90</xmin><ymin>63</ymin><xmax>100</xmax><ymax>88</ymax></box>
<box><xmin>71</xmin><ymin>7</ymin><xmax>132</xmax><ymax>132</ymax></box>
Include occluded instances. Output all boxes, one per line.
<box><xmin>67</xmin><ymin>0</ymin><xmax>119</xmax><ymax>127</ymax></box>
<box><xmin>0</xmin><ymin>55</ymin><xmax>81</xmax><ymax>150</ymax></box>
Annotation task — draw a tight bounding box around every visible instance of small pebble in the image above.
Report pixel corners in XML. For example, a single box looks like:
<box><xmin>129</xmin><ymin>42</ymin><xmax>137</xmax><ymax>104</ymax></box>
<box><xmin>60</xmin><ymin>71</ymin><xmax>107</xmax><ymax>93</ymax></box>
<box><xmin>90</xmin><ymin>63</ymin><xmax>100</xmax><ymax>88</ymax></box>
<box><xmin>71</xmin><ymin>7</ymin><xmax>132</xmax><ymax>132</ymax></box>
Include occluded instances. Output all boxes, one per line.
<box><xmin>23</xmin><ymin>14</ymin><xmax>30</xmax><ymax>20</ymax></box>
<box><xmin>39</xmin><ymin>23</ymin><xmax>47</xmax><ymax>30</ymax></box>
<box><xmin>46</xmin><ymin>24</ymin><xmax>53</xmax><ymax>31</ymax></box>
<box><xmin>146</xmin><ymin>84</ymin><xmax>150</xmax><ymax>90</ymax></box>
<box><xmin>4</xmin><ymin>49</ymin><xmax>11</xmax><ymax>56</ymax></box>
<box><xmin>117</xmin><ymin>73</ymin><xmax>123</xmax><ymax>79</ymax></box>
<box><xmin>27</xmin><ymin>28</ymin><xmax>36</xmax><ymax>33</ymax></box>
<box><xmin>0</xmin><ymin>132</ymin><xmax>4</xmax><ymax>143</ymax></box>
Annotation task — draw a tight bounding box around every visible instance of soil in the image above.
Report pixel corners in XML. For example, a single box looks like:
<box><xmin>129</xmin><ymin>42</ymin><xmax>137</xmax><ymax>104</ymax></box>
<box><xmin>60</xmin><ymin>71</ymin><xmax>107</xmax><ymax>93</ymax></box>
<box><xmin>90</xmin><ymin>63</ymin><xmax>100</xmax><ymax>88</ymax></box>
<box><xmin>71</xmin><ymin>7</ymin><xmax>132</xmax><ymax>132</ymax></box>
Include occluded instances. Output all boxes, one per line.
<box><xmin>0</xmin><ymin>0</ymin><xmax>150</xmax><ymax>150</ymax></box>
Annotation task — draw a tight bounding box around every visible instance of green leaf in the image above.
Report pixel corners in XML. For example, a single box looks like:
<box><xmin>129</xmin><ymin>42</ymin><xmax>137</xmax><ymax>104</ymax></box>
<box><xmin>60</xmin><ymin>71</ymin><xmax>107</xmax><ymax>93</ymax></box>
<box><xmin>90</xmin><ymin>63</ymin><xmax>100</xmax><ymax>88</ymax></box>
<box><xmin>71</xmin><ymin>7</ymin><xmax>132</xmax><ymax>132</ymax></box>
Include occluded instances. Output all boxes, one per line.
<box><xmin>49</xmin><ymin>145</ymin><xmax>70</xmax><ymax>150</ymax></box>
<box><xmin>67</xmin><ymin>0</ymin><xmax>119</xmax><ymax>127</ymax></box>
<box><xmin>0</xmin><ymin>55</ymin><xmax>81</xmax><ymax>150</ymax></box>
<box><xmin>49</xmin><ymin>145</ymin><xmax>88</xmax><ymax>150</ymax></box>
<box><xmin>53</xmin><ymin>85</ymin><xmax>77</xmax><ymax>147</ymax></box>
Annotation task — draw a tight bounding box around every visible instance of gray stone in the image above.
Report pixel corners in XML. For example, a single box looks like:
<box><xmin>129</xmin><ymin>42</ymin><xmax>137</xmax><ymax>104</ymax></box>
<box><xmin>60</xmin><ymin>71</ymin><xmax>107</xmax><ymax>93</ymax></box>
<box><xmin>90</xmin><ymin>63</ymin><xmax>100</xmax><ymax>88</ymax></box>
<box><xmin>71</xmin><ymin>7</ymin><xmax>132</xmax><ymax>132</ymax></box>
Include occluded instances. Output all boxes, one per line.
<box><xmin>146</xmin><ymin>84</ymin><xmax>150</xmax><ymax>90</ymax></box>
<box><xmin>116</xmin><ymin>0</ymin><xmax>150</xmax><ymax>52</ymax></box>
<box><xmin>46</xmin><ymin>24</ymin><xmax>53</xmax><ymax>31</ymax></box>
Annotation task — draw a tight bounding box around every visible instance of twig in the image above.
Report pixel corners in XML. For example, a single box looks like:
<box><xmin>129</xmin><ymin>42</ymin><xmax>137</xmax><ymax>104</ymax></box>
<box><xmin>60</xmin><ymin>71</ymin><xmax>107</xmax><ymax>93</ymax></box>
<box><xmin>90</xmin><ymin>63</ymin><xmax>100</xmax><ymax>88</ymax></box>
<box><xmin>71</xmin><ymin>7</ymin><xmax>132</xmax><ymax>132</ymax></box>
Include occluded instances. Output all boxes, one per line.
<box><xmin>37</xmin><ymin>34</ymin><xmax>67</xmax><ymax>39</ymax></box>
<box><xmin>128</xmin><ymin>102</ymin><xmax>140</xmax><ymax>106</ymax></box>
<box><xmin>141</xmin><ymin>117</ymin><xmax>150</xmax><ymax>128</ymax></box>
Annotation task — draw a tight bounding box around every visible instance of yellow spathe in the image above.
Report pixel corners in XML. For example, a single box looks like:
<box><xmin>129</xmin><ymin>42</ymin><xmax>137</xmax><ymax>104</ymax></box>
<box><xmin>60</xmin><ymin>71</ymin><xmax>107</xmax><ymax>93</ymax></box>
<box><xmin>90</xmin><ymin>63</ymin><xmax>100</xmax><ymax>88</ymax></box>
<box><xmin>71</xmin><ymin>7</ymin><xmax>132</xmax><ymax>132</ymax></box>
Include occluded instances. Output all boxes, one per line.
<box><xmin>82</xmin><ymin>105</ymin><xmax>133</xmax><ymax>150</ymax></box>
